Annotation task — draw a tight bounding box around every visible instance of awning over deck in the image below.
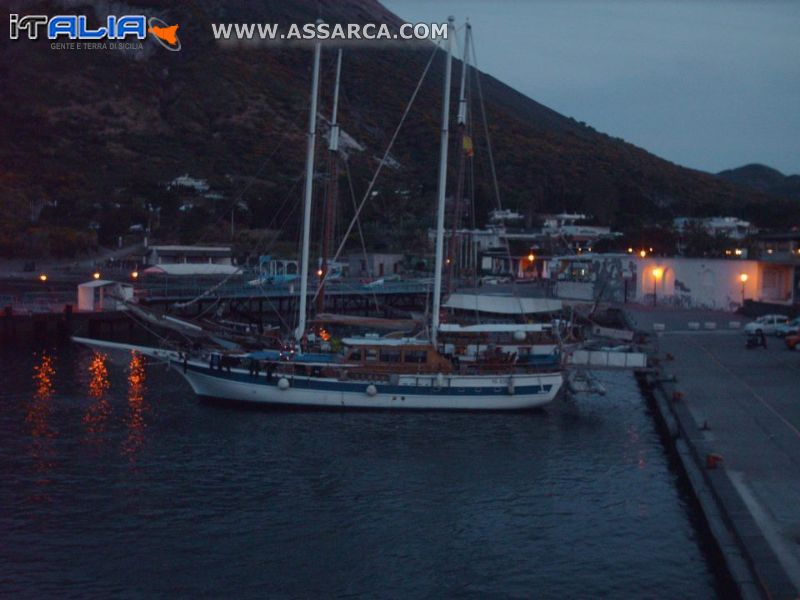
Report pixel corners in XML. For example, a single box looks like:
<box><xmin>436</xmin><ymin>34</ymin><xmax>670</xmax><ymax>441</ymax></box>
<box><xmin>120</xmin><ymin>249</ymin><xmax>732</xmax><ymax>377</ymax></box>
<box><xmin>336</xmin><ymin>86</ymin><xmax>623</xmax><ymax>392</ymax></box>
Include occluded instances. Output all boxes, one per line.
<box><xmin>443</xmin><ymin>293</ymin><xmax>562</xmax><ymax>315</ymax></box>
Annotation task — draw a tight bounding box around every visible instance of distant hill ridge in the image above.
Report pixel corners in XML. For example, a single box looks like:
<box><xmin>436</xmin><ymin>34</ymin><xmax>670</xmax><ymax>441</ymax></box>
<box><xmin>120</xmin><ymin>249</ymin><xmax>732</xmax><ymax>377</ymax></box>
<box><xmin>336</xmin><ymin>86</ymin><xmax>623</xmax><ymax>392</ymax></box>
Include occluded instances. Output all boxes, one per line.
<box><xmin>716</xmin><ymin>164</ymin><xmax>800</xmax><ymax>200</ymax></box>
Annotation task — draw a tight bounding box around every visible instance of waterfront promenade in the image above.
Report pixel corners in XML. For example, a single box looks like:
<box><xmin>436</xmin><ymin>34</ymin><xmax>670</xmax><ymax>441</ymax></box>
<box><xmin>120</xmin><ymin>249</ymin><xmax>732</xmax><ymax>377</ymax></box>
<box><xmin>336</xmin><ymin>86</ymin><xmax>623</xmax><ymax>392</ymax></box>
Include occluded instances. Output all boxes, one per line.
<box><xmin>627</xmin><ymin>305</ymin><xmax>800</xmax><ymax>598</ymax></box>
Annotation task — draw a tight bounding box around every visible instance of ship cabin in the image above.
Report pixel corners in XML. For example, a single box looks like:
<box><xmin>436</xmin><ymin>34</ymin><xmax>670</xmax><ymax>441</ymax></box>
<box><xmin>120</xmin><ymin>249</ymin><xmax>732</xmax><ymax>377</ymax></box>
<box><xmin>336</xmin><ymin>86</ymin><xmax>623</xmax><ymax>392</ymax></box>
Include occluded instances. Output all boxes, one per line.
<box><xmin>437</xmin><ymin>322</ymin><xmax>558</xmax><ymax>366</ymax></box>
<box><xmin>340</xmin><ymin>337</ymin><xmax>453</xmax><ymax>375</ymax></box>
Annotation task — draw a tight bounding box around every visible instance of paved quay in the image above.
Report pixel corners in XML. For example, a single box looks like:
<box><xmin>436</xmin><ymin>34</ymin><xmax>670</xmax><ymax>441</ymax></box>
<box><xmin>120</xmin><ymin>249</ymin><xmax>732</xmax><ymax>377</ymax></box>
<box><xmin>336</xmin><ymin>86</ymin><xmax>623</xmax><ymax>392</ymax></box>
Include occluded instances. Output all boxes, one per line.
<box><xmin>626</xmin><ymin>305</ymin><xmax>800</xmax><ymax>598</ymax></box>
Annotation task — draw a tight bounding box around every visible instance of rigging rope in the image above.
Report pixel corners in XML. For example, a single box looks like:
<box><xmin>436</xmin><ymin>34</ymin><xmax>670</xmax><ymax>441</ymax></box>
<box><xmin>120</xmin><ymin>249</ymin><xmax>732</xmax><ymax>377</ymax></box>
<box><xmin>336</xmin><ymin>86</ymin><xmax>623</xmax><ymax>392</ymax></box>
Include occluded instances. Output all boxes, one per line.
<box><xmin>470</xmin><ymin>33</ymin><xmax>527</xmax><ymax>317</ymax></box>
<box><xmin>344</xmin><ymin>157</ymin><xmax>380</xmax><ymax>312</ymax></box>
<box><xmin>311</xmin><ymin>40</ymin><xmax>441</xmax><ymax>299</ymax></box>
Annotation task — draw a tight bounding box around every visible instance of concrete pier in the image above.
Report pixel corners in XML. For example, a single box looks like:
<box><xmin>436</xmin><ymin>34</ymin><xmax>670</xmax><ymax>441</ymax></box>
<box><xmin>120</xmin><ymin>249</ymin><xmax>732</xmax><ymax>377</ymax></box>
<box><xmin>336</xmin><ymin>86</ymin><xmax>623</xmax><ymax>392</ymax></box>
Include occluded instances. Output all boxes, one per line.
<box><xmin>630</xmin><ymin>306</ymin><xmax>800</xmax><ymax>599</ymax></box>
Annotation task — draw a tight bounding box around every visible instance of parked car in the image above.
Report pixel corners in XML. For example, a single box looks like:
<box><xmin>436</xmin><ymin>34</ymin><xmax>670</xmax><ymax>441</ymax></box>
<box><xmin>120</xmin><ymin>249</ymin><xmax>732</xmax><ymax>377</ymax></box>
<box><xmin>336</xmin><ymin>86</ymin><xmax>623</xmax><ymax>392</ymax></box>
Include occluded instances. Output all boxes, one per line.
<box><xmin>480</xmin><ymin>276</ymin><xmax>513</xmax><ymax>286</ymax></box>
<box><xmin>743</xmin><ymin>314</ymin><xmax>789</xmax><ymax>336</ymax></box>
<box><xmin>785</xmin><ymin>333</ymin><xmax>800</xmax><ymax>350</ymax></box>
<box><xmin>774</xmin><ymin>317</ymin><xmax>800</xmax><ymax>338</ymax></box>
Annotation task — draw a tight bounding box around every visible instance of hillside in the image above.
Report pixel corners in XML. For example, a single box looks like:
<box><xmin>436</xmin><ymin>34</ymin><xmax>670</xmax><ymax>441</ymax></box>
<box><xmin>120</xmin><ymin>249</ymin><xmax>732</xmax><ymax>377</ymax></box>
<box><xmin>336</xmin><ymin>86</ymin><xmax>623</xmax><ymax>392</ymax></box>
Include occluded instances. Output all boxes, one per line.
<box><xmin>717</xmin><ymin>164</ymin><xmax>800</xmax><ymax>201</ymax></box>
<box><xmin>0</xmin><ymin>0</ymin><xmax>791</xmax><ymax>257</ymax></box>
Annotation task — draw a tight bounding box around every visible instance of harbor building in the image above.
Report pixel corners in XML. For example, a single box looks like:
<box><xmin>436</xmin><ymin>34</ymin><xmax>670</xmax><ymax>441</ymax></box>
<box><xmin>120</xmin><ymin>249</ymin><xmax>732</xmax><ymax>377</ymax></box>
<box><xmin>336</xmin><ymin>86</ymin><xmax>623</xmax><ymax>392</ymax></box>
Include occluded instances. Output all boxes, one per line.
<box><xmin>430</xmin><ymin>209</ymin><xmax>621</xmax><ymax>280</ymax></box>
<box><xmin>346</xmin><ymin>253</ymin><xmax>404</xmax><ymax>278</ymax></box>
<box><xmin>550</xmin><ymin>254</ymin><xmax>799</xmax><ymax>309</ymax></box>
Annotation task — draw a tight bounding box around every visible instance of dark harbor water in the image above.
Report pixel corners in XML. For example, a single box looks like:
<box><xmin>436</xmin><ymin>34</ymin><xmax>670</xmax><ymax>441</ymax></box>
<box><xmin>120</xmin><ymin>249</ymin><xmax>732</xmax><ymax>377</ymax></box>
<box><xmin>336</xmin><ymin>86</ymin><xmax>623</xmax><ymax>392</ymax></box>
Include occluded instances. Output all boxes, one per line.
<box><xmin>1</xmin><ymin>343</ymin><xmax>725</xmax><ymax>598</ymax></box>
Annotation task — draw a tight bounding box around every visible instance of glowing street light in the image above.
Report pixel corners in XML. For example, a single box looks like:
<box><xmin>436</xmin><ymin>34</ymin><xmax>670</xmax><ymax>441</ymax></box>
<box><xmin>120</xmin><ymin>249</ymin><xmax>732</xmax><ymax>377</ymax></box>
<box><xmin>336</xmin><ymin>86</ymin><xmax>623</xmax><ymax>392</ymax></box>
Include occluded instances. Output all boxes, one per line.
<box><xmin>317</xmin><ymin>269</ymin><xmax>324</xmax><ymax>277</ymax></box>
<box><xmin>131</xmin><ymin>271</ymin><xmax>139</xmax><ymax>279</ymax></box>
<box><xmin>651</xmin><ymin>267</ymin><xmax>663</xmax><ymax>306</ymax></box>
<box><xmin>639</xmin><ymin>249</ymin><xmax>647</xmax><ymax>259</ymax></box>
<box><xmin>739</xmin><ymin>273</ymin><xmax>749</xmax><ymax>304</ymax></box>
<box><xmin>527</xmin><ymin>252</ymin><xmax>535</xmax><ymax>262</ymax></box>
<box><xmin>39</xmin><ymin>273</ymin><xmax>48</xmax><ymax>282</ymax></box>
<box><xmin>627</xmin><ymin>247</ymin><xmax>633</xmax><ymax>254</ymax></box>
<box><xmin>93</xmin><ymin>272</ymin><xmax>101</xmax><ymax>280</ymax></box>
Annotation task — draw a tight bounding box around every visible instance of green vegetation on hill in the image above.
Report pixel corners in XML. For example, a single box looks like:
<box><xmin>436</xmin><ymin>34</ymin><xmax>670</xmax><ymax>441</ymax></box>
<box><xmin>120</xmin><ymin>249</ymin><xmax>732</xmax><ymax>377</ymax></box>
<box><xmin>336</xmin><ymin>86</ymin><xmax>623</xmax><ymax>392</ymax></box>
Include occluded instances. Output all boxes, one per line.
<box><xmin>1</xmin><ymin>0</ymin><xmax>795</xmax><ymax>258</ymax></box>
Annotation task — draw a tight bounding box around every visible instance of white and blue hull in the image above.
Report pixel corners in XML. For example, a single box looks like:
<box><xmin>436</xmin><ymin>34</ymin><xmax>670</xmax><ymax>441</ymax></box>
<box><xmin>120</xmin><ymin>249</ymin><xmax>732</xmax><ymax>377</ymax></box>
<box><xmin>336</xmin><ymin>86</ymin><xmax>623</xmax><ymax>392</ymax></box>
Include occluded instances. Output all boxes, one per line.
<box><xmin>174</xmin><ymin>361</ymin><xmax>562</xmax><ymax>410</ymax></box>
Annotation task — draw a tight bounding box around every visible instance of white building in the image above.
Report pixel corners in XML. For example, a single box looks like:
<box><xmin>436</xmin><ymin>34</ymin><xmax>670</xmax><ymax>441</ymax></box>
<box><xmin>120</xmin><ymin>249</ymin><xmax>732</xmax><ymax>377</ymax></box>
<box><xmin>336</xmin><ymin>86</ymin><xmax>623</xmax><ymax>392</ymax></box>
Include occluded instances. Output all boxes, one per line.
<box><xmin>550</xmin><ymin>254</ymin><xmax>795</xmax><ymax>308</ymax></box>
<box><xmin>673</xmin><ymin>216</ymin><xmax>755</xmax><ymax>240</ymax></box>
<box><xmin>347</xmin><ymin>253</ymin><xmax>404</xmax><ymax>278</ymax></box>
<box><xmin>430</xmin><ymin>210</ymin><xmax>620</xmax><ymax>277</ymax></box>
<box><xmin>77</xmin><ymin>280</ymin><xmax>134</xmax><ymax>312</ymax></box>
<box><xmin>635</xmin><ymin>257</ymin><xmax>761</xmax><ymax>310</ymax></box>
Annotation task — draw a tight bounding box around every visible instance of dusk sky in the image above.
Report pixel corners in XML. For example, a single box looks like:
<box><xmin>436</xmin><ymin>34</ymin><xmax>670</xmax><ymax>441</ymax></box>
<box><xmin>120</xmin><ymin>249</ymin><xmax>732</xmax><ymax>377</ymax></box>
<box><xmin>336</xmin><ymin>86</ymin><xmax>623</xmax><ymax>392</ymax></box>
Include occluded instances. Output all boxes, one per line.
<box><xmin>384</xmin><ymin>0</ymin><xmax>800</xmax><ymax>175</ymax></box>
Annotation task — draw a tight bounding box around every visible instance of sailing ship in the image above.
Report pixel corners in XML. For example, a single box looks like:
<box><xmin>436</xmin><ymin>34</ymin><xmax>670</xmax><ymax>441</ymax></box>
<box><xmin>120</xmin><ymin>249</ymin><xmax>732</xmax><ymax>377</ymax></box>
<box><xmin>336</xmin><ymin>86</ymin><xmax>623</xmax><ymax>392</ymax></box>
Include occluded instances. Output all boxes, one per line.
<box><xmin>74</xmin><ymin>18</ymin><xmax>564</xmax><ymax>410</ymax></box>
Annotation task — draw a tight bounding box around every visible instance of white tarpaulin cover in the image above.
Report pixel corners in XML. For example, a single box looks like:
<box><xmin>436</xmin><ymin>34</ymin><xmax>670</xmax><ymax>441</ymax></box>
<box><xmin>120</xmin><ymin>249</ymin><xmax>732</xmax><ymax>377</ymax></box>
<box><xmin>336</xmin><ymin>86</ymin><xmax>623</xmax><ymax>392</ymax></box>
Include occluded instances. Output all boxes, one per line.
<box><xmin>443</xmin><ymin>294</ymin><xmax>562</xmax><ymax>315</ymax></box>
<box><xmin>143</xmin><ymin>264</ymin><xmax>240</xmax><ymax>276</ymax></box>
<box><xmin>438</xmin><ymin>323</ymin><xmax>549</xmax><ymax>333</ymax></box>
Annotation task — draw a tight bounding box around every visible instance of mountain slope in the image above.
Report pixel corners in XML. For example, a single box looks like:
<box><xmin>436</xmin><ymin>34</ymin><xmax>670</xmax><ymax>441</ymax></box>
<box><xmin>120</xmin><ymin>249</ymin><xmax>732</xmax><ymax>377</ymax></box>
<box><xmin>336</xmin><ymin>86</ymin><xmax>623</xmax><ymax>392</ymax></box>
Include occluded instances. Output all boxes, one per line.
<box><xmin>0</xmin><ymin>0</ymin><xmax>788</xmax><ymax>257</ymax></box>
<box><xmin>717</xmin><ymin>164</ymin><xmax>800</xmax><ymax>201</ymax></box>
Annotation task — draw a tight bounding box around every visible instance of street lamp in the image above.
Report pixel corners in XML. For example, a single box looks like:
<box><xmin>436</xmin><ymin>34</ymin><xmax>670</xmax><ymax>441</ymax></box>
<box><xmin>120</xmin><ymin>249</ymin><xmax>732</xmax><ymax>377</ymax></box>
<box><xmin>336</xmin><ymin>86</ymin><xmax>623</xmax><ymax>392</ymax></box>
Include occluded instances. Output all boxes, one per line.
<box><xmin>739</xmin><ymin>273</ymin><xmax>748</xmax><ymax>304</ymax></box>
<box><xmin>527</xmin><ymin>252</ymin><xmax>535</xmax><ymax>262</ymax></box>
<box><xmin>93</xmin><ymin>272</ymin><xmax>101</xmax><ymax>280</ymax></box>
<box><xmin>39</xmin><ymin>273</ymin><xmax>48</xmax><ymax>282</ymax></box>
<box><xmin>652</xmin><ymin>267</ymin><xmax>663</xmax><ymax>306</ymax></box>
<box><xmin>639</xmin><ymin>249</ymin><xmax>647</xmax><ymax>259</ymax></box>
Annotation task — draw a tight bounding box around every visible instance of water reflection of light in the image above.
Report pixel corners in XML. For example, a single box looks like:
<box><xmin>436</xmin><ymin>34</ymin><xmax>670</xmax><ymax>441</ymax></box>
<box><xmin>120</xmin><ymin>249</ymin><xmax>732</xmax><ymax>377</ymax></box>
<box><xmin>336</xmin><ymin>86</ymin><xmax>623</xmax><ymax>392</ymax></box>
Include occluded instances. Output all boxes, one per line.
<box><xmin>28</xmin><ymin>351</ymin><xmax>56</xmax><ymax>439</ymax></box>
<box><xmin>623</xmin><ymin>423</ymin><xmax>650</xmax><ymax>518</ymax></box>
<box><xmin>27</xmin><ymin>351</ymin><xmax>57</xmax><ymax>502</ymax></box>
<box><xmin>83</xmin><ymin>351</ymin><xmax>111</xmax><ymax>435</ymax></box>
<box><xmin>123</xmin><ymin>351</ymin><xmax>148</xmax><ymax>461</ymax></box>
<box><xmin>624</xmin><ymin>423</ymin><xmax>647</xmax><ymax>470</ymax></box>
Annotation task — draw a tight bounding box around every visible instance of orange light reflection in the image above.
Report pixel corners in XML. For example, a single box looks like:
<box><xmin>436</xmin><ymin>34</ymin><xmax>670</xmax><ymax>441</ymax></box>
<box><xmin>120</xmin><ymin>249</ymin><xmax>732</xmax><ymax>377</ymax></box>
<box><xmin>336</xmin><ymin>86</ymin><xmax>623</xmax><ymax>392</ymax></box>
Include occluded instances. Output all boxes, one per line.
<box><xmin>123</xmin><ymin>352</ymin><xmax>148</xmax><ymax>461</ymax></box>
<box><xmin>83</xmin><ymin>351</ymin><xmax>111</xmax><ymax>436</ymax></box>
<box><xmin>26</xmin><ymin>351</ymin><xmax>57</xmax><ymax>502</ymax></box>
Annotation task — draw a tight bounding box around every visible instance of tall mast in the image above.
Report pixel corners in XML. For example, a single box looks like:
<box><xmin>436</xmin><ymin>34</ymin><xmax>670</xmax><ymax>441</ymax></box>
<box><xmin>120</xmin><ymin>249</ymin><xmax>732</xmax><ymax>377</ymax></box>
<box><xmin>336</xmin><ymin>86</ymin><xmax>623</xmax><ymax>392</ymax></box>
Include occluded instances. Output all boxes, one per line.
<box><xmin>446</xmin><ymin>21</ymin><xmax>471</xmax><ymax>294</ymax></box>
<box><xmin>317</xmin><ymin>48</ymin><xmax>343</xmax><ymax>315</ymax></box>
<box><xmin>431</xmin><ymin>16</ymin><xmax>455</xmax><ymax>347</ymax></box>
<box><xmin>295</xmin><ymin>26</ymin><xmax>323</xmax><ymax>343</ymax></box>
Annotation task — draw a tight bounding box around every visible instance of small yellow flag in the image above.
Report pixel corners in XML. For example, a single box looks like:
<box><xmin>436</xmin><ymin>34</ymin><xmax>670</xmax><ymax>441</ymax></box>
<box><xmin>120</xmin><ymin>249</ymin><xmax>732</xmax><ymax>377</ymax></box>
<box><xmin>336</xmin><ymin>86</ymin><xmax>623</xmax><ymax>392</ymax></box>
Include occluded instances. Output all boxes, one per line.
<box><xmin>463</xmin><ymin>135</ymin><xmax>474</xmax><ymax>157</ymax></box>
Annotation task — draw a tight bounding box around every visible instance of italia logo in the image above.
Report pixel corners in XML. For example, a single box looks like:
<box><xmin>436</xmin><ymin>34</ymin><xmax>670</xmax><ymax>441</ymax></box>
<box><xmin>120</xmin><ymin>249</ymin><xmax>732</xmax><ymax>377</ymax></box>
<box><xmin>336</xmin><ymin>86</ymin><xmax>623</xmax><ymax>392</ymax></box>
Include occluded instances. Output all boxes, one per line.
<box><xmin>9</xmin><ymin>14</ymin><xmax>181</xmax><ymax>51</ymax></box>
